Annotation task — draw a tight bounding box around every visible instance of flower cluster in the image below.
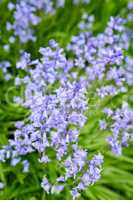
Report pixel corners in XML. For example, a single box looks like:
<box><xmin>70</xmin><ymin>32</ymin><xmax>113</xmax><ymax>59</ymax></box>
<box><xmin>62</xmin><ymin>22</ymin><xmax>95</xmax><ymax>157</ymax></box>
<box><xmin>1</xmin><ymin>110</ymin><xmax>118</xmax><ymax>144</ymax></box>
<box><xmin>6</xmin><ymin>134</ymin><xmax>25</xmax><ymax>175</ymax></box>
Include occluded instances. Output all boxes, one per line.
<box><xmin>68</xmin><ymin>17</ymin><xmax>130</xmax><ymax>91</ymax></box>
<box><xmin>15</xmin><ymin>40</ymin><xmax>74</xmax><ymax>104</ymax></box>
<box><xmin>0</xmin><ymin>61</ymin><xmax>12</xmax><ymax>81</ymax></box>
<box><xmin>7</xmin><ymin>0</ymin><xmax>91</xmax><ymax>43</ymax></box>
<box><xmin>78</xmin><ymin>13</ymin><xmax>95</xmax><ymax>31</ymax></box>
<box><xmin>127</xmin><ymin>1</ymin><xmax>133</xmax><ymax>21</ymax></box>
<box><xmin>0</xmin><ymin>1</ymin><xmax>133</xmax><ymax>199</ymax></box>
<box><xmin>0</xmin><ymin>40</ymin><xmax>103</xmax><ymax>199</ymax></box>
<box><xmin>67</xmin><ymin>15</ymin><xmax>133</xmax><ymax>155</ymax></box>
<box><xmin>102</xmin><ymin>103</ymin><xmax>133</xmax><ymax>155</ymax></box>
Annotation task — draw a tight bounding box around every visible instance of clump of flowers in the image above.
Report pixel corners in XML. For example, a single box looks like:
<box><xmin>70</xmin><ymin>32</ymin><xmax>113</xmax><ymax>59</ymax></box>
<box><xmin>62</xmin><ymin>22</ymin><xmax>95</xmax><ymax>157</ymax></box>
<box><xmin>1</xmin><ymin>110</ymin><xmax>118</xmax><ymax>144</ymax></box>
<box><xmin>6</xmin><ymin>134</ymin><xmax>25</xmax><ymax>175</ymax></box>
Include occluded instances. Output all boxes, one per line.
<box><xmin>78</xmin><ymin>13</ymin><xmax>95</xmax><ymax>31</ymax></box>
<box><xmin>102</xmin><ymin>103</ymin><xmax>133</xmax><ymax>155</ymax></box>
<box><xmin>0</xmin><ymin>40</ymin><xmax>103</xmax><ymax>199</ymax></box>
<box><xmin>67</xmin><ymin>15</ymin><xmax>133</xmax><ymax>155</ymax></box>
<box><xmin>127</xmin><ymin>0</ymin><xmax>133</xmax><ymax>21</ymax></box>
<box><xmin>0</xmin><ymin>61</ymin><xmax>12</xmax><ymax>81</ymax></box>
<box><xmin>7</xmin><ymin>0</ymin><xmax>91</xmax><ymax>43</ymax></box>
<box><xmin>68</xmin><ymin>17</ymin><xmax>130</xmax><ymax>90</ymax></box>
<box><xmin>0</xmin><ymin>2</ymin><xmax>133</xmax><ymax>199</ymax></box>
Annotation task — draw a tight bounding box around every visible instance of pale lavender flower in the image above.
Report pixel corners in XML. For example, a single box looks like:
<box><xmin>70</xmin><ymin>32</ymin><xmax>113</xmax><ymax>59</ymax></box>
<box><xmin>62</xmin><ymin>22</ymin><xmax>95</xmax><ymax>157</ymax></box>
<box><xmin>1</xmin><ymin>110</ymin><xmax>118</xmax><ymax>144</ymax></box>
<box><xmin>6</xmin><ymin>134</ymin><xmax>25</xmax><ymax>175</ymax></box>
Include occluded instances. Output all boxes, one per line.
<box><xmin>97</xmin><ymin>85</ymin><xmax>118</xmax><ymax>98</ymax></box>
<box><xmin>57</xmin><ymin>0</ymin><xmax>65</xmax><ymax>7</ymax></box>
<box><xmin>41</xmin><ymin>177</ymin><xmax>51</xmax><ymax>194</ymax></box>
<box><xmin>13</xmin><ymin>96</ymin><xmax>23</xmax><ymax>104</ymax></box>
<box><xmin>104</xmin><ymin>103</ymin><xmax>133</xmax><ymax>155</ymax></box>
<box><xmin>3</xmin><ymin>44</ymin><xmax>10</xmax><ymax>51</ymax></box>
<box><xmin>0</xmin><ymin>182</ymin><xmax>5</xmax><ymax>189</ymax></box>
<box><xmin>99</xmin><ymin>120</ymin><xmax>107</xmax><ymax>130</ymax></box>
<box><xmin>8</xmin><ymin>2</ymin><xmax>15</xmax><ymax>11</ymax></box>
<box><xmin>78</xmin><ymin>14</ymin><xmax>95</xmax><ymax>31</ymax></box>
<box><xmin>128</xmin><ymin>2</ymin><xmax>133</xmax><ymax>10</ymax></box>
<box><xmin>51</xmin><ymin>185</ymin><xmax>64</xmax><ymax>194</ymax></box>
<box><xmin>0</xmin><ymin>61</ymin><xmax>12</xmax><ymax>80</ymax></box>
<box><xmin>9</xmin><ymin>36</ymin><xmax>15</xmax><ymax>43</ymax></box>
<box><xmin>71</xmin><ymin>189</ymin><xmax>80</xmax><ymax>200</ymax></box>
<box><xmin>16</xmin><ymin>52</ymin><xmax>30</xmax><ymax>69</ymax></box>
<box><xmin>22</xmin><ymin>160</ymin><xmax>29</xmax><ymax>173</ymax></box>
<box><xmin>11</xmin><ymin>157</ymin><xmax>21</xmax><ymax>166</ymax></box>
<box><xmin>56</xmin><ymin>176</ymin><xmax>65</xmax><ymax>182</ymax></box>
<box><xmin>39</xmin><ymin>155</ymin><xmax>50</xmax><ymax>163</ymax></box>
<box><xmin>4</xmin><ymin>73</ymin><xmax>12</xmax><ymax>81</ymax></box>
<box><xmin>0</xmin><ymin>150</ymin><xmax>5</xmax><ymax>162</ymax></box>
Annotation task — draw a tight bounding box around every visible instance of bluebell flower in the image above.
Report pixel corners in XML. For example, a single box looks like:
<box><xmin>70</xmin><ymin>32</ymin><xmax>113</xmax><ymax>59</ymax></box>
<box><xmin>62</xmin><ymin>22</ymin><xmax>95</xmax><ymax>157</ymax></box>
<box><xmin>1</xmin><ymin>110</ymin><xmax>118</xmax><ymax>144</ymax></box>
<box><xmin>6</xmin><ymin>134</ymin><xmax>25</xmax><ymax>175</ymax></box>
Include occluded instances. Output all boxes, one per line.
<box><xmin>41</xmin><ymin>177</ymin><xmax>51</xmax><ymax>194</ymax></box>
<box><xmin>0</xmin><ymin>182</ymin><xmax>5</xmax><ymax>189</ymax></box>
<box><xmin>104</xmin><ymin>103</ymin><xmax>133</xmax><ymax>155</ymax></box>
<box><xmin>22</xmin><ymin>160</ymin><xmax>29</xmax><ymax>173</ymax></box>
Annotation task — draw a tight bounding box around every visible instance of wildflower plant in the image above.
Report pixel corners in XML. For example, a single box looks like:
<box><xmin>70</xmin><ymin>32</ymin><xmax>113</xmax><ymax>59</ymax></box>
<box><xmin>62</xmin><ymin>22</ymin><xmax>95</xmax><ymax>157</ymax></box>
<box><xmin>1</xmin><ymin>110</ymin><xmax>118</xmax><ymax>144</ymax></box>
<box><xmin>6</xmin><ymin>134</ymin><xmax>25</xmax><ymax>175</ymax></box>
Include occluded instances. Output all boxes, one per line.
<box><xmin>0</xmin><ymin>0</ymin><xmax>133</xmax><ymax>200</ymax></box>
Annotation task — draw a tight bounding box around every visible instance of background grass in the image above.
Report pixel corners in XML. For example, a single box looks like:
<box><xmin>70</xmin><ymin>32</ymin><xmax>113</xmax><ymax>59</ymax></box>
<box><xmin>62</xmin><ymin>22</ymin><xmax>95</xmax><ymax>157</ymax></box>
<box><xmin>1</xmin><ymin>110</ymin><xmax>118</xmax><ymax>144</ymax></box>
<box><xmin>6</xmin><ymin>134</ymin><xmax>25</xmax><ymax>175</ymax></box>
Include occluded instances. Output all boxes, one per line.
<box><xmin>0</xmin><ymin>0</ymin><xmax>133</xmax><ymax>199</ymax></box>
